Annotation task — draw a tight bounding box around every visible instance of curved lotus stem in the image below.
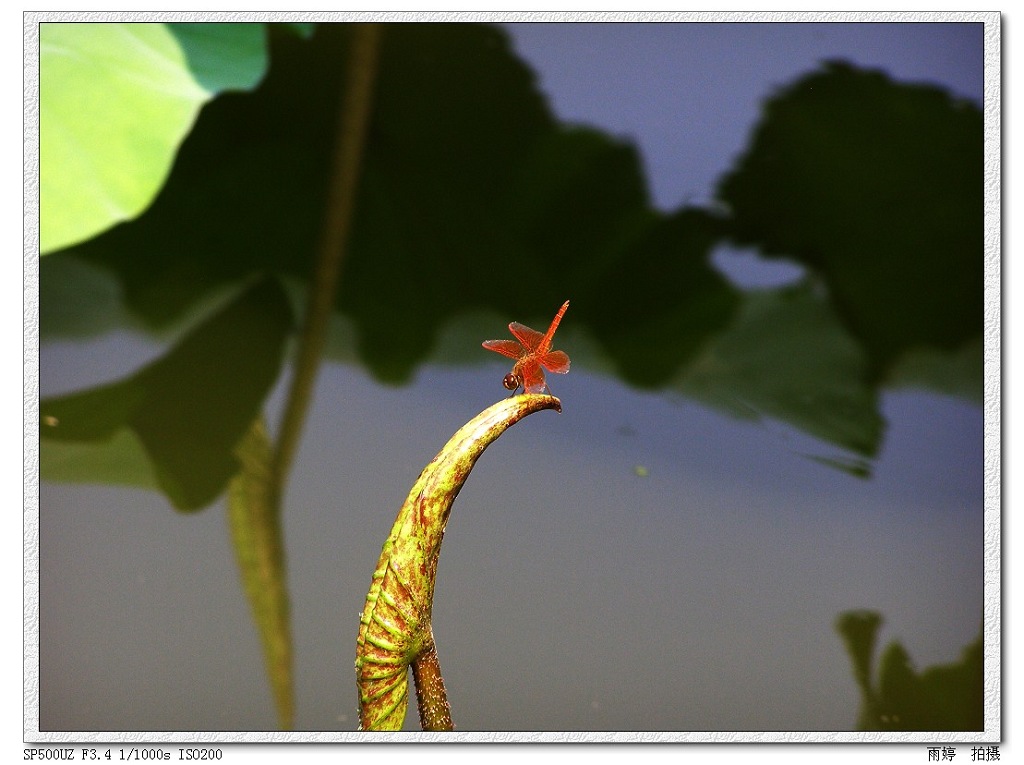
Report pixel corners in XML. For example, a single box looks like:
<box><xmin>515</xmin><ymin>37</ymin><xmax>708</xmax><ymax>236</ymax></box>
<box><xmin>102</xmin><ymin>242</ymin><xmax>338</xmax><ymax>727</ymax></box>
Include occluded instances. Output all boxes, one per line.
<box><xmin>355</xmin><ymin>393</ymin><xmax>562</xmax><ymax>730</ymax></box>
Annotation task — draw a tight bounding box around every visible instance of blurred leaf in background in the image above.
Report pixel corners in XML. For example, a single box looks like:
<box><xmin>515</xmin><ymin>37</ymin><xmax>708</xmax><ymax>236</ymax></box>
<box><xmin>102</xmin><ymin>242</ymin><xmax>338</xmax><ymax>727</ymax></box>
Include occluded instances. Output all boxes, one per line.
<box><xmin>40</xmin><ymin>278</ymin><xmax>293</xmax><ymax>511</ymax></box>
<box><xmin>675</xmin><ymin>283</ymin><xmax>883</xmax><ymax>458</ymax></box>
<box><xmin>44</xmin><ymin>24</ymin><xmax>738</xmax><ymax>375</ymax></box>
<box><xmin>40</xmin><ymin>24</ymin><xmax>984</xmax><ymax>505</ymax></box>
<box><xmin>718</xmin><ymin>61</ymin><xmax>983</xmax><ymax>381</ymax></box>
<box><xmin>40</xmin><ymin>22</ymin><xmax>268</xmax><ymax>254</ymax></box>
<box><xmin>836</xmin><ymin>610</ymin><xmax>983</xmax><ymax>731</ymax></box>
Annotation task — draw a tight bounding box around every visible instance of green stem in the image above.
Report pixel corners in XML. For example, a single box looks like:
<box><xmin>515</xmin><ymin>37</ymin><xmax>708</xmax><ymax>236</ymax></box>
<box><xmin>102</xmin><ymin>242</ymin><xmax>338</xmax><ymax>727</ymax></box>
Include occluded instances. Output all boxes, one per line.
<box><xmin>356</xmin><ymin>394</ymin><xmax>563</xmax><ymax>730</ymax></box>
<box><xmin>272</xmin><ymin>23</ymin><xmax>382</xmax><ymax>497</ymax></box>
<box><xmin>412</xmin><ymin>639</ymin><xmax>454</xmax><ymax>731</ymax></box>
<box><xmin>228</xmin><ymin>418</ymin><xmax>293</xmax><ymax>729</ymax></box>
<box><xmin>234</xmin><ymin>23</ymin><xmax>380</xmax><ymax>732</ymax></box>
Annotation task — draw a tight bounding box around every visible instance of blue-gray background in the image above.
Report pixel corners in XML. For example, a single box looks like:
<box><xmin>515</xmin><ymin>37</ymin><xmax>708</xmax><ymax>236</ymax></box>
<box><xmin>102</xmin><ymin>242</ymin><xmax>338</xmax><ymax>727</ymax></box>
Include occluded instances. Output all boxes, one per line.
<box><xmin>38</xmin><ymin>21</ymin><xmax>986</xmax><ymax>732</ymax></box>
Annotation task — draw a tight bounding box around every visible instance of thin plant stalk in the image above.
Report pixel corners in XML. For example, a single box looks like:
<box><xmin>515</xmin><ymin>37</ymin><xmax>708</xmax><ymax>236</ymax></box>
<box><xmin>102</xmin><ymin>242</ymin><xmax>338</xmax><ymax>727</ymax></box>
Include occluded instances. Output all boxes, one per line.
<box><xmin>230</xmin><ymin>23</ymin><xmax>381</xmax><ymax>732</ymax></box>
<box><xmin>272</xmin><ymin>22</ymin><xmax>382</xmax><ymax>498</ymax></box>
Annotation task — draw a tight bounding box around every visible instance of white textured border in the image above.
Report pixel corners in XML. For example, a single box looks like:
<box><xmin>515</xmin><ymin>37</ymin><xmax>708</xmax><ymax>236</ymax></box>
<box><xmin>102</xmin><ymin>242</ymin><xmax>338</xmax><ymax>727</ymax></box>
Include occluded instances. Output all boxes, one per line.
<box><xmin>24</xmin><ymin>9</ymin><xmax>1002</xmax><ymax>746</ymax></box>
<box><xmin>980</xmin><ymin>9</ymin><xmax>1003</xmax><ymax>746</ymax></box>
<box><xmin>24</xmin><ymin>8</ymin><xmax>42</xmax><ymax>746</ymax></box>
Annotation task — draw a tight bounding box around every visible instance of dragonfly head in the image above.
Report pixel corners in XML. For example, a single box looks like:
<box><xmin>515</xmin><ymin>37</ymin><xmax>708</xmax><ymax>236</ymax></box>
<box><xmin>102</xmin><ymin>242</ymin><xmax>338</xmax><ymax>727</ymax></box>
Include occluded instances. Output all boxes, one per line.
<box><xmin>502</xmin><ymin>372</ymin><xmax>522</xmax><ymax>392</ymax></box>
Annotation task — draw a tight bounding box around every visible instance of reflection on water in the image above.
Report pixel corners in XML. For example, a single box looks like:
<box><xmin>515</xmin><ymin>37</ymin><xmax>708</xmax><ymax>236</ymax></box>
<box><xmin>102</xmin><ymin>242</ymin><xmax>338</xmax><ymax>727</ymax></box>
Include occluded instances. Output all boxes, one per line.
<box><xmin>39</xmin><ymin>335</ymin><xmax>983</xmax><ymax>731</ymax></box>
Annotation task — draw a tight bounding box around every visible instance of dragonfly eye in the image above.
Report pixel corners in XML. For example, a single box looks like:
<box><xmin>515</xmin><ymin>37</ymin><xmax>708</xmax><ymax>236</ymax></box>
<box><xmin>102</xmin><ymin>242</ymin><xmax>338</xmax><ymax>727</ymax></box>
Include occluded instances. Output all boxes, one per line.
<box><xmin>502</xmin><ymin>373</ymin><xmax>521</xmax><ymax>391</ymax></box>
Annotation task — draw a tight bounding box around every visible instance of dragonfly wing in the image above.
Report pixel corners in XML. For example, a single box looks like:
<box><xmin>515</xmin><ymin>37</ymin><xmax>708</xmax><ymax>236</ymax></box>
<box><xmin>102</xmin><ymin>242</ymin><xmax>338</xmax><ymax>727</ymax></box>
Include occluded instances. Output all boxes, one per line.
<box><xmin>519</xmin><ymin>360</ymin><xmax>549</xmax><ymax>394</ymax></box>
<box><xmin>482</xmin><ymin>339</ymin><xmax>526</xmax><ymax>360</ymax></box>
<box><xmin>539</xmin><ymin>350</ymin><xmax>571</xmax><ymax>374</ymax></box>
<box><xmin>508</xmin><ymin>322</ymin><xmax>545</xmax><ymax>352</ymax></box>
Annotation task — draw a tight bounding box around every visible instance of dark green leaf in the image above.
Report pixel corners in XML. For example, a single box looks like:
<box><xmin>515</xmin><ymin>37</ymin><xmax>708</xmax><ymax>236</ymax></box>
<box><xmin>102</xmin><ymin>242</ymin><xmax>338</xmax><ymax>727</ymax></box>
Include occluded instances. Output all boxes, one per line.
<box><xmin>41</xmin><ymin>278</ymin><xmax>294</xmax><ymax>510</ymax></box>
<box><xmin>42</xmin><ymin>30</ymin><xmax>983</xmax><ymax>467</ymax></box>
<box><xmin>167</xmin><ymin>23</ymin><xmax>269</xmax><ymax>93</ymax></box>
<box><xmin>836</xmin><ymin>609</ymin><xmax>983</xmax><ymax>731</ymax></box>
<box><xmin>835</xmin><ymin>610</ymin><xmax>882</xmax><ymax>696</ymax></box>
<box><xmin>718</xmin><ymin>61</ymin><xmax>983</xmax><ymax>378</ymax></box>
<box><xmin>676</xmin><ymin>284</ymin><xmax>883</xmax><ymax>457</ymax></box>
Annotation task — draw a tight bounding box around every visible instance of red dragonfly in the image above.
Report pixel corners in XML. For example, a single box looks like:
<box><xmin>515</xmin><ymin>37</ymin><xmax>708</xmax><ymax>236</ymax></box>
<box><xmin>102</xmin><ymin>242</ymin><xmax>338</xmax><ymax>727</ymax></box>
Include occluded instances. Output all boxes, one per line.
<box><xmin>482</xmin><ymin>300</ymin><xmax>571</xmax><ymax>395</ymax></box>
